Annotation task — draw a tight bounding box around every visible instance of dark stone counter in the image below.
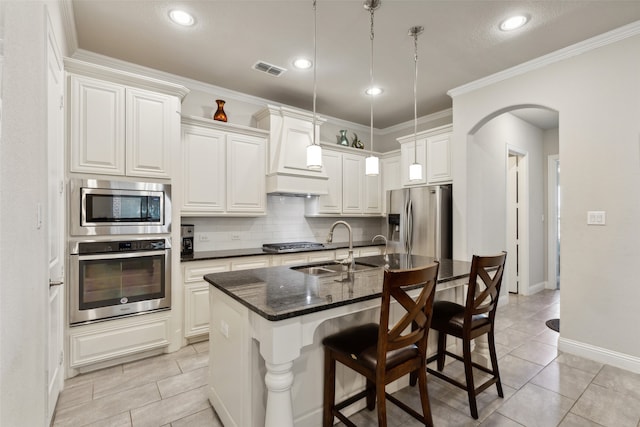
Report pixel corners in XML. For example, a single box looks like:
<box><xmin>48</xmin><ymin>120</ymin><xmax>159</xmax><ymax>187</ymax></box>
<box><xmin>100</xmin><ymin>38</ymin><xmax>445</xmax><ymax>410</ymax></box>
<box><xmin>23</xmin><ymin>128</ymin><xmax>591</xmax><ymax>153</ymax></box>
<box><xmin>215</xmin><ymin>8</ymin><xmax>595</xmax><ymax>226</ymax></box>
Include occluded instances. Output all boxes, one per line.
<box><xmin>181</xmin><ymin>240</ymin><xmax>384</xmax><ymax>262</ymax></box>
<box><xmin>204</xmin><ymin>254</ymin><xmax>471</xmax><ymax>321</ymax></box>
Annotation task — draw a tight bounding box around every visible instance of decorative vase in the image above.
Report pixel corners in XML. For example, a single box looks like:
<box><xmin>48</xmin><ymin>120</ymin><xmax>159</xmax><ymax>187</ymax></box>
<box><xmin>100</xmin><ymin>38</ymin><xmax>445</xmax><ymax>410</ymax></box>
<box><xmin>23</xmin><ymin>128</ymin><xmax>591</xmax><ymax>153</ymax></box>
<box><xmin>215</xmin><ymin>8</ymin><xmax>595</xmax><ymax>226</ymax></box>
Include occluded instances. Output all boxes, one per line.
<box><xmin>337</xmin><ymin>130</ymin><xmax>349</xmax><ymax>146</ymax></box>
<box><xmin>351</xmin><ymin>133</ymin><xmax>364</xmax><ymax>149</ymax></box>
<box><xmin>213</xmin><ymin>99</ymin><xmax>227</xmax><ymax>122</ymax></box>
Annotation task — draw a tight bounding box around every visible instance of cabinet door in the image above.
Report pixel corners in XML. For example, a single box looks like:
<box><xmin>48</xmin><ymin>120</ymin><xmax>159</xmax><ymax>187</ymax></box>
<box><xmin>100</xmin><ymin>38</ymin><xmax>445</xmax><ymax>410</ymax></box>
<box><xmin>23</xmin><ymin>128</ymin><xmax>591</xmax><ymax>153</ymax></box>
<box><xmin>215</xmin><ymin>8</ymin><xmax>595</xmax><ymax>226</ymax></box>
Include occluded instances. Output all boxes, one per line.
<box><xmin>426</xmin><ymin>132</ymin><xmax>452</xmax><ymax>184</ymax></box>
<box><xmin>126</xmin><ymin>88</ymin><xmax>175</xmax><ymax>178</ymax></box>
<box><xmin>184</xmin><ymin>283</ymin><xmax>211</xmax><ymax>338</ymax></box>
<box><xmin>226</xmin><ymin>133</ymin><xmax>266</xmax><ymax>213</ymax></box>
<box><xmin>181</xmin><ymin>125</ymin><xmax>226</xmax><ymax>214</ymax></box>
<box><xmin>342</xmin><ymin>153</ymin><xmax>364</xmax><ymax>214</ymax></box>
<box><xmin>363</xmin><ymin>172</ymin><xmax>382</xmax><ymax>214</ymax></box>
<box><xmin>400</xmin><ymin>139</ymin><xmax>426</xmax><ymax>186</ymax></box>
<box><xmin>69</xmin><ymin>75</ymin><xmax>125</xmax><ymax>175</ymax></box>
<box><xmin>382</xmin><ymin>155</ymin><xmax>401</xmax><ymax>214</ymax></box>
<box><xmin>318</xmin><ymin>150</ymin><xmax>342</xmax><ymax>214</ymax></box>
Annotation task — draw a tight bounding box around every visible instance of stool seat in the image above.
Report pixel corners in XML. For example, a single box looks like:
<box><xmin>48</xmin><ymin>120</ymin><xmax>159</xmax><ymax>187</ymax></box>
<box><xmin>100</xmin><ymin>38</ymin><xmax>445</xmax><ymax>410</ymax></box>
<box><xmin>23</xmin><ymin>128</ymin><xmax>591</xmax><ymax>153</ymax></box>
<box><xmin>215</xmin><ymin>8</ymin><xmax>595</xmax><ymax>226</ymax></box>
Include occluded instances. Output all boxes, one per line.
<box><xmin>431</xmin><ymin>300</ymin><xmax>490</xmax><ymax>331</ymax></box>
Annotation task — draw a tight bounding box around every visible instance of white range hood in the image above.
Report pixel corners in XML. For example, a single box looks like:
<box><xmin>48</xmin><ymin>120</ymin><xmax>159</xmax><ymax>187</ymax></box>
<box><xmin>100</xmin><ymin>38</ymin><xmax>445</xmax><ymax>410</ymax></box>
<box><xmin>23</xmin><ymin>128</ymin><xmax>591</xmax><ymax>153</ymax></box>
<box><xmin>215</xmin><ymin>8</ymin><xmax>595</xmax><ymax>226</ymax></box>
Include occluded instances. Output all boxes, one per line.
<box><xmin>254</xmin><ymin>105</ymin><xmax>329</xmax><ymax>196</ymax></box>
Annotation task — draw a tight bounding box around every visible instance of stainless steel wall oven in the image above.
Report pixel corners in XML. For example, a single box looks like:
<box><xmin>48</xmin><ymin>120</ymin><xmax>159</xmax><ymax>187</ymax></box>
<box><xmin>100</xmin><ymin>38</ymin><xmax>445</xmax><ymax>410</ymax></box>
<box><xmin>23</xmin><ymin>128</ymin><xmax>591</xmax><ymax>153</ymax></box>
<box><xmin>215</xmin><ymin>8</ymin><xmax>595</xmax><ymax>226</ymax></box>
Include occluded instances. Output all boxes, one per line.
<box><xmin>69</xmin><ymin>238</ymin><xmax>171</xmax><ymax>324</ymax></box>
<box><xmin>70</xmin><ymin>178</ymin><xmax>171</xmax><ymax>236</ymax></box>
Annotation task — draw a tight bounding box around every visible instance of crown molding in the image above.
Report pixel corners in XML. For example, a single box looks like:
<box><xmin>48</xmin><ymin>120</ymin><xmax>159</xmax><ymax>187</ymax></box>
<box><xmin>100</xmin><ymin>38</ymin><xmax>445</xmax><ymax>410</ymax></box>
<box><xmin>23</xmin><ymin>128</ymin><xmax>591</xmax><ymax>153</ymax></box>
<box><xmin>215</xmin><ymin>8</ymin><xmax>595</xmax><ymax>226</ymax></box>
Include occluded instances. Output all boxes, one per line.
<box><xmin>448</xmin><ymin>20</ymin><xmax>640</xmax><ymax>98</ymax></box>
<box><xmin>379</xmin><ymin>108</ymin><xmax>453</xmax><ymax>136</ymax></box>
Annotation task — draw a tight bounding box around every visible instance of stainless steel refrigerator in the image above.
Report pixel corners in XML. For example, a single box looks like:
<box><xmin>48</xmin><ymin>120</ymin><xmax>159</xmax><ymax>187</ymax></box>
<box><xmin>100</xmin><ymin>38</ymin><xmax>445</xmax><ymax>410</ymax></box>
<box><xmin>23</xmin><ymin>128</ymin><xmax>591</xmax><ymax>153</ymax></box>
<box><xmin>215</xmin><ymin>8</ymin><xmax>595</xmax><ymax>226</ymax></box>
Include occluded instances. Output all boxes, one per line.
<box><xmin>385</xmin><ymin>184</ymin><xmax>452</xmax><ymax>259</ymax></box>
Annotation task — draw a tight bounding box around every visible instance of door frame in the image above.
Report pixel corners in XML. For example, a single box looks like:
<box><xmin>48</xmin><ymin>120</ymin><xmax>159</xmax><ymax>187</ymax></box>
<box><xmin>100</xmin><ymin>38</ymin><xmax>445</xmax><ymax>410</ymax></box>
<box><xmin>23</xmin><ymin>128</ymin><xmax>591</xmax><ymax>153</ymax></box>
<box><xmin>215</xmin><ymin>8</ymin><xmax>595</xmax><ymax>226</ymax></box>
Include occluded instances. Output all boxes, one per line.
<box><xmin>506</xmin><ymin>145</ymin><xmax>530</xmax><ymax>295</ymax></box>
<box><xmin>547</xmin><ymin>154</ymin><xmax>560</xmax><ymax>289</ymax></box>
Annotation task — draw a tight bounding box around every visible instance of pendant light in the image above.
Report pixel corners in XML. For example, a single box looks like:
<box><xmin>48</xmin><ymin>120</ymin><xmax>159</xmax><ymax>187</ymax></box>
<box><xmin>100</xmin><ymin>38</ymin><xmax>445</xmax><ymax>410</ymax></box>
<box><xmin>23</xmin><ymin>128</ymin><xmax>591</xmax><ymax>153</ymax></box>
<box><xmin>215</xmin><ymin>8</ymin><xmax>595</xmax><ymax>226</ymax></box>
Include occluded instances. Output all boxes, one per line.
<box><xmin>306</xmin><ymin>0</ymin><xmax>322</xmax><ymax>170</ymax></box>
<box><xmin>408</xmin><ymin>26</ymin><xmax>424</xmax><ymax>181</ymax></box>
<box><xmin>364</xmin><ymin>0</ymin><xmax>380</xmax><ymax>176</ymax></box>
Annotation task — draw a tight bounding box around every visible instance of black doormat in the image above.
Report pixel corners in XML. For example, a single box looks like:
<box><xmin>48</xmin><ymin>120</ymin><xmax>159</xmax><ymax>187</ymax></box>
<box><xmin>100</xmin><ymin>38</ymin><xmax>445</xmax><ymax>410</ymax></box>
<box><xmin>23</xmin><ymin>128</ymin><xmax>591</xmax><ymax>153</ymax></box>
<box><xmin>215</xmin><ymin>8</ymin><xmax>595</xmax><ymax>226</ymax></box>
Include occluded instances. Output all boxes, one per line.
<box><xmin>546</xmin><ymin>318</ymin><xmax>560</xmax><ymax>332</ymax></box>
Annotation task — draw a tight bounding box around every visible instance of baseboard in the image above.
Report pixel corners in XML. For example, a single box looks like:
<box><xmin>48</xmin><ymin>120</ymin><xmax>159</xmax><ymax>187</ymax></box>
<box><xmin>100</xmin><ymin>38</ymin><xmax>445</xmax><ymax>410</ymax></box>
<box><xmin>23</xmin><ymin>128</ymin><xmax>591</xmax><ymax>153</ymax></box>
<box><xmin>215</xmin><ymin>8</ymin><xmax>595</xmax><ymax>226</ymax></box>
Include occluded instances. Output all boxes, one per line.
<box><xmin>558</xmin><ymin>337</ymin><xmax>640</xmax><ymax>375</ymax></box>
<box><xmin>523</xmin><ymin>281</ymin><xmax>546</xmax><ymax>296</ymax></box>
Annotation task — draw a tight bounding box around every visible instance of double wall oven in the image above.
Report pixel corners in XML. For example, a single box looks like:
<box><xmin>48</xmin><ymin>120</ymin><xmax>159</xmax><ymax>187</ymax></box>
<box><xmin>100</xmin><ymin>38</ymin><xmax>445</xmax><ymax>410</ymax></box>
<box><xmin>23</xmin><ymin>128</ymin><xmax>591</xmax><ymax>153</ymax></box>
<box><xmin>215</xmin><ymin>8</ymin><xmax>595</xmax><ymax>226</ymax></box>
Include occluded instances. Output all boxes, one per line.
<box><xmin>68</xmin><ymin>179</ymin><xmax>172</xmax><ymax>325</ymax></box>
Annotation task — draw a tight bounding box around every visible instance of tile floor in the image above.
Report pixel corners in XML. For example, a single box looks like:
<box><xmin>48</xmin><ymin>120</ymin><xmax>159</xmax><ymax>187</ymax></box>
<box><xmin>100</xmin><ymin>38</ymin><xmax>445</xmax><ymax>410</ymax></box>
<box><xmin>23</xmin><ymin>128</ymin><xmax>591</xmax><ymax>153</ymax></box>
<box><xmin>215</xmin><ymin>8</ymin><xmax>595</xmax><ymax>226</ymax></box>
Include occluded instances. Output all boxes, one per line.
<box><xmin>53</xmin><ymin>290</ymin><xmax>640</xmax><ymax>426</ymax></box>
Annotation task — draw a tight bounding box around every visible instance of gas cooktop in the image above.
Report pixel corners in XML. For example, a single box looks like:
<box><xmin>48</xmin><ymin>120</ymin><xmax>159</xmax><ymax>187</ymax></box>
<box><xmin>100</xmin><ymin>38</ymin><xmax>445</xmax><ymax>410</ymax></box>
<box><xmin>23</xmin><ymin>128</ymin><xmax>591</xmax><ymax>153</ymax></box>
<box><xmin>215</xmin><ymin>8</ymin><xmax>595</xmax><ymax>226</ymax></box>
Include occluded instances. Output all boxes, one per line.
<box><xmin>262</xmin><ymin>241</ymin><xmax>326</xmax><ymax>253</ymax></box>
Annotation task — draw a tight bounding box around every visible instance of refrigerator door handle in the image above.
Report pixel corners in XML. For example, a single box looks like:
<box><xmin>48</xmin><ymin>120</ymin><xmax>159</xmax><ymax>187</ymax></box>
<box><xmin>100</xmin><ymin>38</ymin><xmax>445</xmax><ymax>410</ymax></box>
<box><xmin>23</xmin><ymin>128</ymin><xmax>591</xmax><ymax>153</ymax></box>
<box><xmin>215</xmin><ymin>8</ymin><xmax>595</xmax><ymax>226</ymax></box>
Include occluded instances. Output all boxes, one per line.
<box><xmin>407</xmin><ymin>199</ymin><xmax>413</xmax><ymax>254</ymax></box>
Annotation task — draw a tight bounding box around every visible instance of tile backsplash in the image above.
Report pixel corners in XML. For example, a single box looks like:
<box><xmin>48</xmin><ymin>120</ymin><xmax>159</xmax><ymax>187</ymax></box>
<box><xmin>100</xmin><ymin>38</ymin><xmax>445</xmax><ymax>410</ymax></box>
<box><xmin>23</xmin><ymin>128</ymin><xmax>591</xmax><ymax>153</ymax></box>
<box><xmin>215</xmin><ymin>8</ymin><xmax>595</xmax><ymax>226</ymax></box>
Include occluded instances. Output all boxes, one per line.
<box><xmin>183</xmin><ymin>195</ymin><xmax>384</xmax><ymax>252</ymax></box>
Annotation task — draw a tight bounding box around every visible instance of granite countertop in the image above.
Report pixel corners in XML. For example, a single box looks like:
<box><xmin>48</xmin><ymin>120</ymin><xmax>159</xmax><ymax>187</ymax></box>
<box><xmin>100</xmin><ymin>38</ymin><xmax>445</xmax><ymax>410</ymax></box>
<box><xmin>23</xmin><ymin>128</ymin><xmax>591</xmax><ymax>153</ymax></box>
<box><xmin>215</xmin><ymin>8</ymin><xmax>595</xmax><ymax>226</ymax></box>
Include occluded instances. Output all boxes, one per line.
<box><xmin>204</xmin><ymin>254</ymin><xmax>472</xmax><ymax>321</ymax></box>
<box><xmin>181</xmin><ymin>240</ymin><xmax>384</xmax><ymax>262</ymax></box>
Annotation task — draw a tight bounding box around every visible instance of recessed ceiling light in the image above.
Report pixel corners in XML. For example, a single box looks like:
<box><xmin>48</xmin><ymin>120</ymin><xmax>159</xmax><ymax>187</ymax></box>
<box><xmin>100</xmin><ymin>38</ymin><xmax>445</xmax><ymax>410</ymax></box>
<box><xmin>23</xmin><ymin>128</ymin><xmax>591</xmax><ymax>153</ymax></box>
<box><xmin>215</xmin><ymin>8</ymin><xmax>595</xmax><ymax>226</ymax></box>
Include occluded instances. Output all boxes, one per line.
<box><xmin>499</xmin><ymin>15</ymin><xmax>528</xmax><ymax>31</ymax></box>
<box><xmin>365</xmin><ymin>87</ymin><xmax>383</xmax><ymax>96</ymax></box>
<box><xmin>169</xmin><ymin>9</ymin><xmax>195</xmax><ymax>26</ymax></box>
<box><xmin>293</xmin><ymin>58</ymin><xmax>313</xmax><ymax>70</ymax></box>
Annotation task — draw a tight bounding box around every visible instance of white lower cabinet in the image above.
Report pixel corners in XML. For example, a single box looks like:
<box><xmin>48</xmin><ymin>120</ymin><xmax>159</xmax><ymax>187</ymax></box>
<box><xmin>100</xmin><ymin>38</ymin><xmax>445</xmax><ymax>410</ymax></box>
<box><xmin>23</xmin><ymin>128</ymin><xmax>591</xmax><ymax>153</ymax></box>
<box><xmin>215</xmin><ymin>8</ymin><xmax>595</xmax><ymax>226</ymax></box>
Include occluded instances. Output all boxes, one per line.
<box><xmin>68</xmin><ymin>311</ymin><xmax>171</xmax><ymax>369</ymax></box>
<box><xmin>183</xmin><ymin>259</ymin><xmax>231</xmax><ymax>339</ymax></box>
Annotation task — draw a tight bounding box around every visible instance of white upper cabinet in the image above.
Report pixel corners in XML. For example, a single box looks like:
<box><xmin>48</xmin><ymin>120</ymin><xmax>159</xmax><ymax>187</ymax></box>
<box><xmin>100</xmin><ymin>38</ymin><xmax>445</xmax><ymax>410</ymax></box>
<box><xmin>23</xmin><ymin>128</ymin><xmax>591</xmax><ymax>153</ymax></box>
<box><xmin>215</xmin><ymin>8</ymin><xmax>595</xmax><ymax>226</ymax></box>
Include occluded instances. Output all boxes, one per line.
<box><xmin>66</xmin><ymin>59</ymin><xmax>188</xmax><ymax>179</ymax></box>
<box><xmin>226</xmin><ymin>133</ymin><xmax>266</xmax><ymax>213</ymax></box>
<box><xmin>397</xmin><ymin>125</ymin><xmax>452</xmax><ymax>186</ymax></box>
<box><xmin>69</xmin><ymin>75</ymin><xmax>126</xmax><ymax>175</ymax></box>
<box><xmin>308</xmin><ymin>146</ymin><xmax>381</xmax><ymax>216</ymax></box>
<box><xmin>399</xmin><ymin>137</ymin><xmax>427</xmax><ymax>186</ymax></box>
<box><xmin>426</xmin><ymin>131</ymin><xmax>452</xmax><ymax>184</ymax></box>
<box><xmin>125</xmin><ymin>88</ymin><xmax>178</xmax><ymax>178</ymax></box>
<box><xmin>317</xmin><ymin>150</ymin><xmax>342</xmax><ymax>214</ymax></box>
<box><xmin>181</xmin><ymin>123</ymin><xmax>226</xmax><ymax>213</ymax></box>
<box><xmin>180</xmin><ymin>116</ymin><xmax>267</xmax><ymax>216</ymax></box>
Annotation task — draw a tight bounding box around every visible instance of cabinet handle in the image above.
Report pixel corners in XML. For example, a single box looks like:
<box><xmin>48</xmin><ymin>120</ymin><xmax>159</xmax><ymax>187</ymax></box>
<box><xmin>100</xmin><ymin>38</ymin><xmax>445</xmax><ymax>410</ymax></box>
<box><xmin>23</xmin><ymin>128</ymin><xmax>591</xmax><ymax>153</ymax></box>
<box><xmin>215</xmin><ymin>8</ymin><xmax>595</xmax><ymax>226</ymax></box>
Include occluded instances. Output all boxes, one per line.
<box><xmin>49</xmin><ymin>280</ymin><xmax>64</xmax><ymax>287</ymax></box>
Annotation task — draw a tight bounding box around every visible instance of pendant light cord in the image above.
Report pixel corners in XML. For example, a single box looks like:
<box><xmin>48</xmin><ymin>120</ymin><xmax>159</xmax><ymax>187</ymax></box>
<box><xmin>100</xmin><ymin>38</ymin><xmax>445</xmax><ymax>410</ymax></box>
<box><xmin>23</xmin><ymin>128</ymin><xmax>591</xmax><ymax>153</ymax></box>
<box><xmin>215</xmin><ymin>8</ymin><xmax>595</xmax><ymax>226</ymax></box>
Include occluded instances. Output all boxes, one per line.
<box><xmin>369</xmin><ymin>5</ymin><xmax>375</xmax><ymax>155</ymax></box>
<box><xmin>413</xmin><ymin>29</ymin><xmax>418</xmax><ymax>163</ymax></box>
<box><xmin>312</xmin><ymin>0</ymin><xmax>317</xmax><ymax>146</ymax></box>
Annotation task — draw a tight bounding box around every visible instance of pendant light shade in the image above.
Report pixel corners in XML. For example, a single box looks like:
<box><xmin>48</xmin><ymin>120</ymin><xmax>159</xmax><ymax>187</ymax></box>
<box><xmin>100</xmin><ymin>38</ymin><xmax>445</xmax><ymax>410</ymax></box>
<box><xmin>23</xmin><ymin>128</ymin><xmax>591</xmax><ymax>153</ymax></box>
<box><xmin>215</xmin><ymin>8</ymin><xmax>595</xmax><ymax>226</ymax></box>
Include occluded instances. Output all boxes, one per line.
<box><xmin>366</xmin><ymin>155</ymin><xmax>380</xmax><ymax>175</ymax></box>
<box><xmin>364</xmin><ymin>0</ymin><xmax>380</xmax><ymax>176</ymax></box>
<box><xmin>409</xmin><ymin>25</ymin><xmax>423</xmax><ymax>181</ymax></box>
<box><xmin>307</xmin><ymin>143</ymin><xmax>322</xmax><ymax>170</ymax></box>
<box><xmin>306</xmin><ymin>0</ymin><xmax>322</xmax><ymax>170</ymax></box>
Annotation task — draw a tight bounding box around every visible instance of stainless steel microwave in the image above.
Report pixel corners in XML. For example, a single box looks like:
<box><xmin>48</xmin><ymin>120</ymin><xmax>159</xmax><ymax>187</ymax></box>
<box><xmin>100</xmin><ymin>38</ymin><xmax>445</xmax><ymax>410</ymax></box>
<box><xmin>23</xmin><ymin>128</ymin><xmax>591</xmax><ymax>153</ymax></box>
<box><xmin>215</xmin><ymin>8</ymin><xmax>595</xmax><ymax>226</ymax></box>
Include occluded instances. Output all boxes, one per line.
<box><xmin>70</xmin><ymin>178</ymin><xmax>171</xmax><ymax>236</ymax></box>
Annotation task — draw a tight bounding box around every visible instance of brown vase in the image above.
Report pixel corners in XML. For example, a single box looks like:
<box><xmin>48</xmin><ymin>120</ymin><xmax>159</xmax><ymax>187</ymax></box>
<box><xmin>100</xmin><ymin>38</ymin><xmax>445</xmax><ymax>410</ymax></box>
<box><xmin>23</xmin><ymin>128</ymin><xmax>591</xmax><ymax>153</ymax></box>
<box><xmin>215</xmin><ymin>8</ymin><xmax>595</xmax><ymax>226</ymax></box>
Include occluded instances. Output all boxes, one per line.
<box><xmin>213</xmin><ymin>99</ymin><xmax>227</xmax><ymax>122</ymax></box>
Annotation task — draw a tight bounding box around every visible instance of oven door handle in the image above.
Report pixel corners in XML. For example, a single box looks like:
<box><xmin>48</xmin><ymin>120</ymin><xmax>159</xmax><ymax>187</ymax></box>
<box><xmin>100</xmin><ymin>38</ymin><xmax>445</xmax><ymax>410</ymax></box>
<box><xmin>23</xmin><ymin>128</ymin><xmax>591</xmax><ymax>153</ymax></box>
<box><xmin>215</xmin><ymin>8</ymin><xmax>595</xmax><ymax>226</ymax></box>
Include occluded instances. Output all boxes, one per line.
<box><xmin>72</xmin><ymin>250</ymin><xmax>169</xmax><ymax>261</ymax></box>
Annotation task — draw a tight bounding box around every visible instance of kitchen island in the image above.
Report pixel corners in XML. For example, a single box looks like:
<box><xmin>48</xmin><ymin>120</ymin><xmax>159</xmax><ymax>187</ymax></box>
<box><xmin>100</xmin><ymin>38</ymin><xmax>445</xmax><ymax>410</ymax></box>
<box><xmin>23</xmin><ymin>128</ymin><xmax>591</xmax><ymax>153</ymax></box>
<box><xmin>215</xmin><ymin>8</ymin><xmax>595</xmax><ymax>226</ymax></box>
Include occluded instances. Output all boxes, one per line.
<box><xmin>204</xmin><ymin>254</ymin><xmax>471</xmax><ymax>427</ymax></box>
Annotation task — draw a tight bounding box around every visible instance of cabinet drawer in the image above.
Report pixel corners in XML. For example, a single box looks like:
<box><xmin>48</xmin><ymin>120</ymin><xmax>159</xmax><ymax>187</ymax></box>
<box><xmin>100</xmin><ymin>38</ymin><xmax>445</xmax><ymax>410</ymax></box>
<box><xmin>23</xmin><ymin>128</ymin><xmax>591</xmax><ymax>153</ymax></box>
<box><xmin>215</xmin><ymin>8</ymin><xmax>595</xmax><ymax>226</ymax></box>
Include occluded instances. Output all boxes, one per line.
<box><xmin>183</xmin><ymin>260</ymin><xmax>231</xmax><ymax>283</ymax></box>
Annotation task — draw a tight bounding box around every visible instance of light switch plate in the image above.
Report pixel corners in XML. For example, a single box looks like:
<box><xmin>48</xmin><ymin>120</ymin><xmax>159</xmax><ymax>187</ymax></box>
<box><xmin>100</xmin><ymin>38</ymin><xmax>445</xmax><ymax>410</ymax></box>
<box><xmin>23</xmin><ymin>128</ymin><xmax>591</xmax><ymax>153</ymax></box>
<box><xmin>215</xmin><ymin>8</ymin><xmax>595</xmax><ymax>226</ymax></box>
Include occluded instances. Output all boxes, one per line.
<box><xmin>587</xmin><ymin>211</ymin><xmax>606</xmax><ymax>225</ymax></box>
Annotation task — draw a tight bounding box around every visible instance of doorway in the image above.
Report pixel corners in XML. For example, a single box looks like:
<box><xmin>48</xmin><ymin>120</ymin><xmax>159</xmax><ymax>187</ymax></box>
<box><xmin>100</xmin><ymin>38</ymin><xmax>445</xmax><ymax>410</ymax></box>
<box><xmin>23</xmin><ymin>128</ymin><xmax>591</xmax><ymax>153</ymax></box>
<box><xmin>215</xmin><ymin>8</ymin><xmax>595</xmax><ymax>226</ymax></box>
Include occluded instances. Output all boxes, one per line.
<box><xmin>506</xmin><ymin>148</ymin><xmax>528</xmax><ymax>294</ymax></box>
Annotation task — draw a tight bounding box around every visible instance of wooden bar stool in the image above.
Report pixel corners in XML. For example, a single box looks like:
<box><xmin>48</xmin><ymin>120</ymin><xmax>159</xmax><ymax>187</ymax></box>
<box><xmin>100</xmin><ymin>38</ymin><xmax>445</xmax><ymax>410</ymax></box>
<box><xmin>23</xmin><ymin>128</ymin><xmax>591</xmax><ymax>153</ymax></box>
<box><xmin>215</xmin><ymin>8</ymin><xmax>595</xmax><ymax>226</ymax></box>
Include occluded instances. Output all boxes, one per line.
<box><xmin>426</xmin><ymin>252</ymin><xmax>507</xmax><ymax>419</ymax></box>
<box><xmin>322</xmin><ymin>262</ymin><xmax>439</xmax><ymax>427</ymax></box>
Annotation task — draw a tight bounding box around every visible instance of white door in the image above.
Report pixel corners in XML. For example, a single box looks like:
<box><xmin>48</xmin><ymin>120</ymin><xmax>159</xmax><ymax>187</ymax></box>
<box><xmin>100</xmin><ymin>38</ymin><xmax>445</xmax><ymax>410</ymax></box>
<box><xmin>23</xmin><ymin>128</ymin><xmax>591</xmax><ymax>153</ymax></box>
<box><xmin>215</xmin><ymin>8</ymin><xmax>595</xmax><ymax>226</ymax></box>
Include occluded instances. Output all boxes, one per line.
<box><xmin>507</xmin><ymin>154</ymin><xmax>520</xmax><ymax>293</ymax></box>
<box><xmin>46</xmin><ymin>19</ymin><xmax>65</xmax><ymax>423</ymax></box>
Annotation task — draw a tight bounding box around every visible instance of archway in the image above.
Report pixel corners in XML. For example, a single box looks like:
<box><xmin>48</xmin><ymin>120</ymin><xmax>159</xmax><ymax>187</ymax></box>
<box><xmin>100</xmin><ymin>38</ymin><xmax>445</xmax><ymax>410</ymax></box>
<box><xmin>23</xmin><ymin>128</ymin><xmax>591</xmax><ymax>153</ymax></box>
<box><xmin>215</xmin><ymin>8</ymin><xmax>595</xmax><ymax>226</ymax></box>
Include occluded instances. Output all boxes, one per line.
<box><xmin>466</xmin><ymin>105</ymin><xmax>559</xmax><ymax>297</ymax></box>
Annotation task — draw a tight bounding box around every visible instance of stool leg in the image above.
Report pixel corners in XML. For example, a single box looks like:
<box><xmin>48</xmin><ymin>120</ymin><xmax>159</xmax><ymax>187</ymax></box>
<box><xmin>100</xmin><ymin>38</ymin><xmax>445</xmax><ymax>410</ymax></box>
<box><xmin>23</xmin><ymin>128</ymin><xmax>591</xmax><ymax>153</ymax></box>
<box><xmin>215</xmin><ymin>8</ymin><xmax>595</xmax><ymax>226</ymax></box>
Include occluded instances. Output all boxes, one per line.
<box><xmin>417</xmin><ymin>363</ymin><xmax>434</xmax><ymax>427</ymax></box>
<box><xmin>462</xmin><ymin>337</ymin><xmax>478</xmax><ymax>419</ymax></box>
<box><xmin>437</xmin><ymin>331</ymin><xmax>447</xmax><ymax>371</ymax></box>
<box><xmin>323</xmin><ymin>349</ymin><xmax>336</xmax><ymax>427</ymax></box>
<box><xmin>366</xmin><ymin>379</ymin><xmax>375</xmax><ymax>410</ymax></box>
<box><xmin>376</xmin><ymin>380</ymin><xmax>388</xmax><ymax>427</ymax></box>
<box><xmin>488</xmin><ymin>329</ymin><xmax>503</xmax><ymax>398</ymax></box>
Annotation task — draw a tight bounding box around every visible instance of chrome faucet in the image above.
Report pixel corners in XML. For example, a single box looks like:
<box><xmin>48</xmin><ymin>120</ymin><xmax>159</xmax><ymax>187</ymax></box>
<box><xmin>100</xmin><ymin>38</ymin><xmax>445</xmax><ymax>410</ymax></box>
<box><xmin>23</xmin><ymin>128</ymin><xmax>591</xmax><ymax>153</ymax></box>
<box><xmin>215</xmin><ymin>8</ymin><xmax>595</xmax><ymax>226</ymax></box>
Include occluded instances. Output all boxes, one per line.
<box><xmin>372</xmin><ymin>234</ymin><xmax>389</xmax><ymax>261</ymax></box>
<box><xmin>327</xmin><ymin>220</ymin><xmax>355</xmax><ymax>273</ymax></box>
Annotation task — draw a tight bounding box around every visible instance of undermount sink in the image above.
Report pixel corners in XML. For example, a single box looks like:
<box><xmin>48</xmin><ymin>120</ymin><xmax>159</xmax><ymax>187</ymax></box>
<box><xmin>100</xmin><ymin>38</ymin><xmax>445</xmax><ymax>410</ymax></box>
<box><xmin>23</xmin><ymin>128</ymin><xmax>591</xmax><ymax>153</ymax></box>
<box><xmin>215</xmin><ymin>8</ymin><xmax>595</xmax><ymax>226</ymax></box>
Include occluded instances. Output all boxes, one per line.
<box><xmin>291</xmin><ymin>262</ymin><xmax>378</xmax><ymax>276</ymax></box>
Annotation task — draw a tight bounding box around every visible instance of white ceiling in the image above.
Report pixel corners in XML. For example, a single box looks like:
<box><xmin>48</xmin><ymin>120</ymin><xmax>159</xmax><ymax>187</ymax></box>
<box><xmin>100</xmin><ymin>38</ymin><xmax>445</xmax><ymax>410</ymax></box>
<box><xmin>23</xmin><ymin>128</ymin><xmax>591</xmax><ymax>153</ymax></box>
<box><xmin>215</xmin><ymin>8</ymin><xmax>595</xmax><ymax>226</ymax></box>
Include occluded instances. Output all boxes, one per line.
<box><xmin>71</xmin><ymin>1</ymin><xmax>640</xmax><ymax>129</ymax></box>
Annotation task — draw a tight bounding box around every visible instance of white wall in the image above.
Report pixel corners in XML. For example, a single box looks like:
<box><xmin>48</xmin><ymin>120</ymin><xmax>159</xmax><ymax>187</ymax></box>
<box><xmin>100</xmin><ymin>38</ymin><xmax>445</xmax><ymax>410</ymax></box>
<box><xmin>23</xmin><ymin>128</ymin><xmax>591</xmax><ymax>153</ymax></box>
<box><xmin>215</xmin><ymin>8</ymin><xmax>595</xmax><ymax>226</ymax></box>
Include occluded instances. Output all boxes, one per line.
<box><xmin>185</xmin><ymin>195</ymin><xmax>384</xmax><ymax>252</ymax></box>
<box><xmin>0</xmin><ymin>2</ymin><xmax>70</xmax><ymax>426</ymax></box>
<box><xmin>450</xmin><ymin>29</ymin><xmax>640</xmax><ymax>370</ymax></box>
<box><xmin>467</xmin><ymin>112</ymin><xmax>546</xmax><ymax>293</ymax></box>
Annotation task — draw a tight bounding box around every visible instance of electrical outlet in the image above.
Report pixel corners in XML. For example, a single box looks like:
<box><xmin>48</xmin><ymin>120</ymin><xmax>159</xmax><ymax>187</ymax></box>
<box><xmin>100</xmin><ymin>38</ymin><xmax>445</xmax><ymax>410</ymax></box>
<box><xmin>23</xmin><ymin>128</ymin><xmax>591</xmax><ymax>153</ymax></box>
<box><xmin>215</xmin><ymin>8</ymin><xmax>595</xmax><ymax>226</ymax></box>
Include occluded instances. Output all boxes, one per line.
<box><xmin>198</xmin><ymin>234</ymin><xmax>210</xmax><ymax>242</ymax></box>
<box><xmin>231</xmin><ymin>234</ymin><xmax>241</xmax><ymax>241</ymax></box>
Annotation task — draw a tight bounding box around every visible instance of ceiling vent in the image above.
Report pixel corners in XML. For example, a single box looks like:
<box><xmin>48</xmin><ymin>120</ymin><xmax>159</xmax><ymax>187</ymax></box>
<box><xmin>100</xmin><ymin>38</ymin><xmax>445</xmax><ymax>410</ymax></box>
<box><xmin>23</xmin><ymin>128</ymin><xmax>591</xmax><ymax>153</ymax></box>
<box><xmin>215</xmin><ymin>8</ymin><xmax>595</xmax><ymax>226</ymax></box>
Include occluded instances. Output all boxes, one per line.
<box><xmin>252</xmin><ymin>61</ymin><xmax>287</xmax><ymax>77</ymax></box>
